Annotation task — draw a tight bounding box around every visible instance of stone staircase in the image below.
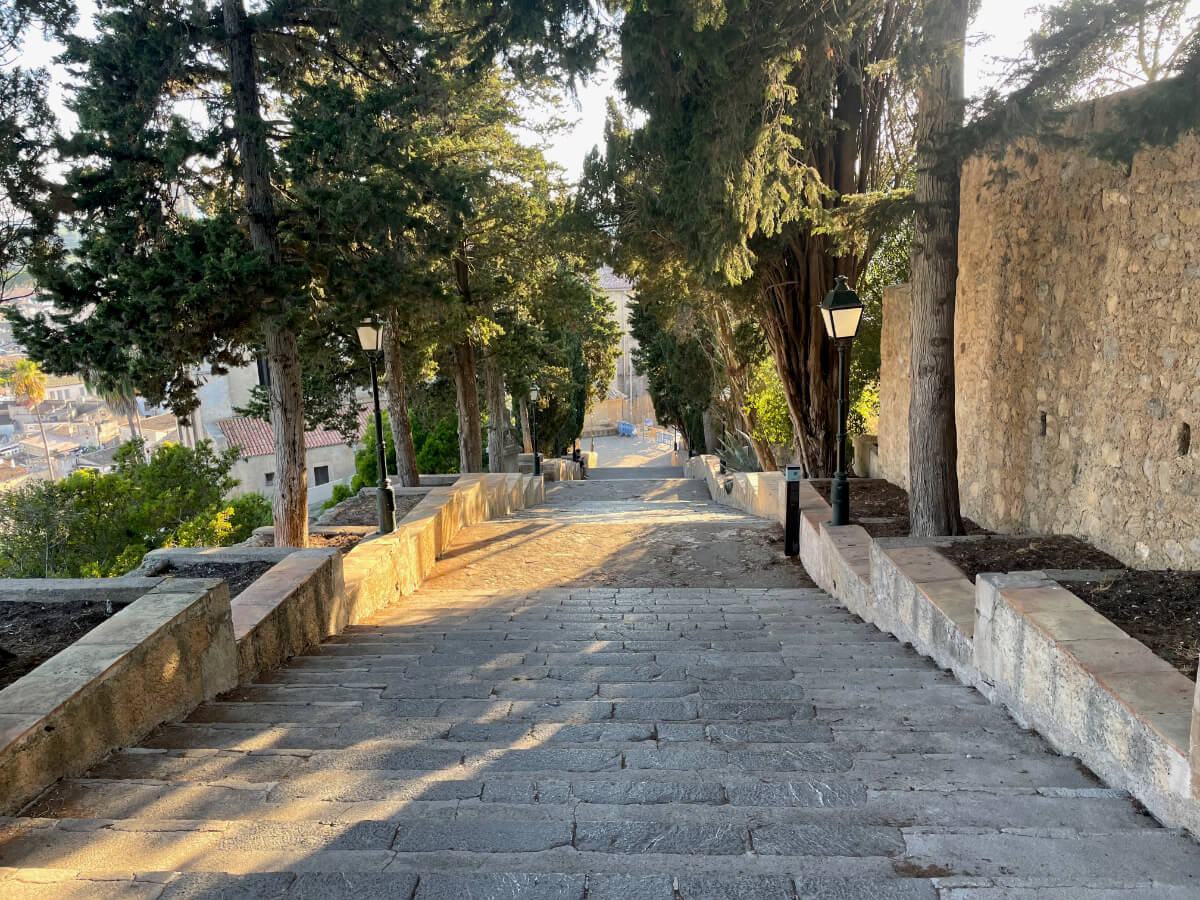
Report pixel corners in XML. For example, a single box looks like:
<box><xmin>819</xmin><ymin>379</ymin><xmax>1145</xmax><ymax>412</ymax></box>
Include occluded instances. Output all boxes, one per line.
<box><xmin>3</xmin><ymin>477</ymin><xmax>1200</xmax><ymax>897</ymax></box>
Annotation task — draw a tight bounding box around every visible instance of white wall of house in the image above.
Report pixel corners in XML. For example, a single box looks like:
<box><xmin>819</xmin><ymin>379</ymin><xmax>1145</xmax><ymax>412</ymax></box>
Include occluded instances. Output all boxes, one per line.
<box><xmin>228</xmin><ymin>442</ymin><xmax>358</xmax><ymax>508</ymax></box>
<box><xmin>194</xmin><ymin>363</ymin><xmax>263</xmax><ymax>432</ymax></box>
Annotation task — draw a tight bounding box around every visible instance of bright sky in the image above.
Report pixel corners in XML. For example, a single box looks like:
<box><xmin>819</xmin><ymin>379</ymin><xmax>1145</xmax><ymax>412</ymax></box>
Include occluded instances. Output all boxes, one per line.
<box><xmin>24</xmin><ymin>1</ymin><xmax>1049</xmax><ymax>182</ymax></box>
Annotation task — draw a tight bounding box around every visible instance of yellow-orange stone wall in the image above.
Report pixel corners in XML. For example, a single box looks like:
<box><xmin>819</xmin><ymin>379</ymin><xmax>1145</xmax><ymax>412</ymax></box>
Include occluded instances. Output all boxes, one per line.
<box><xmin>880</xmin><ymin>93</ymin><xmax>1199</xmax><ymax>569</ymax></box>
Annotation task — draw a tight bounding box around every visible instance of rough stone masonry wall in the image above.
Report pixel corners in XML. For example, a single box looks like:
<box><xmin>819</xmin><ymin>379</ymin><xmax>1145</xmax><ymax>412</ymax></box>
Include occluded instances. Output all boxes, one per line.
<box><xmin>880</xmin><ymin>91</ymin><xmax>1199</xmax><ymax>569</ymax></box>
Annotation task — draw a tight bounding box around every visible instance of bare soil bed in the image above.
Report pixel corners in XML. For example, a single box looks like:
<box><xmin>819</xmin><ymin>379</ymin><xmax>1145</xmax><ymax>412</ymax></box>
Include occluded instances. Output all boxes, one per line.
<box><xmin>0</xmin><ymin>598</ymin><xmax>132</xmax><ymax>691</ymax></box>
<box><xmin>303</xmin><ymin>532</ymin><xmax>367</xmax><ymax>554</ymax></box>
<box><xmin>318</xmin><ymin>489</ymin><xmax>427</xmax><ymax>527</ymax></box>
<box><xmin>937</xmin><ymin>535</ymin><xmax>1126</xmax><ymax>583</ymax></box>
<box><xmin>1059</xmin><ymin>570</ymin><xmax>1200</xmax><ymax>678</ymax></box>
<box><xmin>164</xmin><ymin>560</ymin><xmax>276</xmax><ymax>599</ymax></box>
<box><xmin>810</xmin><ymin>478</ymin><xmax>989</xmax><ymax>538</ymax></box>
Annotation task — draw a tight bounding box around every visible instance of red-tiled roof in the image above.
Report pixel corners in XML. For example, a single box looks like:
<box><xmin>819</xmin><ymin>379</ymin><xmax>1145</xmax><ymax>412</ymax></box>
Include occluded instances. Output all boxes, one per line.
<box><xmin>216</xmin><ymin>411</ymin><xmax>369</xmax><ymax>459</ymax></box>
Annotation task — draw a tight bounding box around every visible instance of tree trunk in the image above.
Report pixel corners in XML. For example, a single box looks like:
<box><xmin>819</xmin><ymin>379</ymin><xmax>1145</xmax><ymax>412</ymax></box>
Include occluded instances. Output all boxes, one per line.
<box><xmin>755</xmin><ymin>240</ymin><xmax>847</xmax><ymax>477</ymax></box>
<box><xmin>451</xmin><ymin>340</ymin><xmax>483</xmax><ymax>473</ymax></box>
<box><xmin>482</xmin><ymin>351</ymin><xmax>508</xmax><ymax>473</ymax></box>
<box><xmin>701</xmin><ymin>408</ymin><xmax>720</xmax><ymax>456</ymax></box>
<box><xmin>34</xmin><ymin>406</ymin><xmax>54</xmax><ymax>480</ymax></box>
<box><xmin>518</xmin><ymin>396</ymin><xmax>534</xmax><ymax>453</ymax></box>
<box><xmin>123</xmin><ymin>409</ymin><xmax>146</xmax><ymax>461</ymax></box>
<box><xmin>908</xmin><ymin>0</ymin><xmax>968</xmax><ymax>537</ymax></box>
<box><xmin>223</xmin><ymin>0</ymin><xmax>307</xmax><ymax>547</ymax></box>
<box><xmin>263</xmin><ymin>319</ymin><xmax>308</xmax><ymax>545</ymax></box>
<box><xmin>382</xmin><ymin>325</ymin><xmax>421</xmax><ymax>487</ymax></box>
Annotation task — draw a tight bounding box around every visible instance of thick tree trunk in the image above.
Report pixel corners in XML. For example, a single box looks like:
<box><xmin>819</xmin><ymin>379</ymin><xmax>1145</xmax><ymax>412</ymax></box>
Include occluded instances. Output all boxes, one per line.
<box><xmin>482</xmin><ymin>351</ymin><xmax>507</xmax><ymax>473</ymax></box>
<box><xmin>701</xmin><ymin>408</ymin><xmax>720</xmax><ymax>456</ymax></box>
<box><xmin>451</xmin><ymin>340</ymin><xmax>484</xmax><ymax>473</ymax></box>
<box><xmin>263</xmin><ymin>319</ymin><xmax>308</xmax><ymax>544</ymax></box>
<box><xmin>223</xmin><ymin>0</ymin><xmax>307</xmax><ymax>547</ymax></box>
<box><xmin>382</xmin><ymin>325</ymin><xmax>420</xmax><ymax>487</ymax></box>
<box><xmin>908</xmin><ymin>0</ymin><xmax>969</xmax><ymax>537</ymax></box>
<box><xmin>755</xmin><ymin>240</ymin><xmax>846</xmax><ymax>477</ymax></box>
<box><xmin>518</xmin><ymin>396</ymin><xmax>534</xmax><ymax>453</ymax></box>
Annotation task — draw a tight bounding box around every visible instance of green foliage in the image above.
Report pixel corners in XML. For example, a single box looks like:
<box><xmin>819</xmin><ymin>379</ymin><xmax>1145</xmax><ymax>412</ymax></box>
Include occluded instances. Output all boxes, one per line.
<box><xmin>0</xmin><ymin>440</ymin><xmax>258</xmax><ymax>578</ymax></box>
<box><xmin>321</xmin><ymin>483</ymin><xmax>354</xmax><ymax>513</ymax></box>
<box><xmin>849</xmin><ymin>380</ymin><xmax>881</xmax><ymax>438</ymax></box>
<box><xmin>355</xmin><ymin>413</ymin><xmax>398</xmax><ymax>490</ymax></box>
<box><xmin>354</xmin><ymin>408</ymin><xmax>461</xmax><ymax>485</ymax></box>
<box><xmin>415</xmin><ymin>418</ymin><xmax>461</xmax><ymax>474</ymax></box>
<box><xmin>743</xmin><ymin>359</ymin><xmax>793</xmax><ymax>449</ymax></box>
<box><xmin>628</xmin><ymin>290</ymin><xmax>716</xmax><ymax>455</ymax></box>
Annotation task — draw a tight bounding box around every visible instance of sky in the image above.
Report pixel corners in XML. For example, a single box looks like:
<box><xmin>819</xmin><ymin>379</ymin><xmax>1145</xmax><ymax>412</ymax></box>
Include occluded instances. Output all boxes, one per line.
<box><xmin>24</xmin><ymin>1</ymin><xmax>1049</xmax><ymax>182</ymax></box>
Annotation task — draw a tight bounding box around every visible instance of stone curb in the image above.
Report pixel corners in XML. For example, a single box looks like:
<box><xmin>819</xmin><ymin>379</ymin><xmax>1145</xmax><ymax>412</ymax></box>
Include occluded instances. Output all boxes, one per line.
<box><xmin>684</xmin><ymin>453</ymin><xmax>1200</xmax><ymax>837</ymax></box>
<box><xmin>0</xmin><ymin>578</ymin><xmax>237</xmax><ymax>815</ymax></box>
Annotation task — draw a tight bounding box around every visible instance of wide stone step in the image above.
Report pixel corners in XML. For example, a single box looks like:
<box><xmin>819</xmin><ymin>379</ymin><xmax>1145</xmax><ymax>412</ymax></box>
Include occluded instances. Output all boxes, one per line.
<box><xmin>10</xmin><ymin>869</ymin><xmax>1200</xmax><ymax>900</ymax></box>
<box><xmin>136</xmin><ymin>719</ymin><xmax>1048</xmax><ymax>758</ymax></box>
<box><xmin>583</xmin><ymin>467</ymin><xmax>686</xmax><ymax>479</ymax></box>
<box><xmin>3</xmin><ymin>819</ymin><xmax>1199</xmax><ymax>885</ymax></box>
<box><xmin>82</xmin><ymin>747</ymin><xmax>1099</xmax><ymax>791</ymax></box>
<box><xmin>25</xmin><ymin>777</ymin><xmax>1153</xmax><ymax>833</ymax></box>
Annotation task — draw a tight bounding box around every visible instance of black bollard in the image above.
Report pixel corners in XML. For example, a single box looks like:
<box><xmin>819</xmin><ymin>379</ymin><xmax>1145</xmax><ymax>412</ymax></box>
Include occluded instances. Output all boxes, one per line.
<box><xmin>784</xmin><ymin>465</ymin><xmax>802</xmax><ymax>557</ymax></box>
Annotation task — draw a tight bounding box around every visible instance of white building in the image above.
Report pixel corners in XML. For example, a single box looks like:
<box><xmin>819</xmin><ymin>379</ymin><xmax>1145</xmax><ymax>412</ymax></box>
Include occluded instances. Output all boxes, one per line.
<box><xmin>178</xmin><ymin>361</ymin><xmax>365</xmax><ymax>510</ymax></box>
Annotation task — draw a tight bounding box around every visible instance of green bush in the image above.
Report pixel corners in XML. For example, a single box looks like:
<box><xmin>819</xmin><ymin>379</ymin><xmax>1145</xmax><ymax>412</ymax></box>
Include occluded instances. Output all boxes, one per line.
<box><xmin>0</xmin><ymin>439</ymin><xmax>265</xmax><ymax>578</ymax></box>
<box><xmin>744</xmin><ymin>358</ymin><xmax>794</xmax><ymax>448</ymax></box>
<box><xmin>320</xmin><ymin>482</ymin><xmax>354</xmax><ymax>512</ymax></box>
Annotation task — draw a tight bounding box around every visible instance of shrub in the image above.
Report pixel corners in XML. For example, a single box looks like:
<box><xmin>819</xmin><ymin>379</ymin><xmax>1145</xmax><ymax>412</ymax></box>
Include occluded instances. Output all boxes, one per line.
<box><xmin>0</xmin><ymin>440</ymin><xmax>263</xmax><ymax>578</ymax></box>
<box><xmin>321</xmin><ymin>482</ymin><xmax>353</xmax><ymax>512</ymax></box>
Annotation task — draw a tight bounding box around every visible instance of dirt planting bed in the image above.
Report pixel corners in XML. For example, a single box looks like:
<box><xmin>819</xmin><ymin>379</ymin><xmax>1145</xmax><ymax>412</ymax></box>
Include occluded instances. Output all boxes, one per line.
<box><xmin>0</xmin><ymin>598</ymin><xmax>133</xmax><ymax>691</ymax></box>
<box><xmin>810</xmin><ymin>478</ymin><xmax>988</xmax><ymax>538</ymax></box>
<box><xmin>164</xmin><ymin>560</ymin><xmax>276</xmax><ymax>600</ymax></box>
<box><xmin>304</xmin><ymin>532</ymin><xmax>367</xmax><ymax>554</ymax></box>
<box><xmin>1059</xmin><ymin>570</ymin><xmax>1200</xmax><ymax>679</ymax></box>
<box><xmin>937</xmin><ymin>535</ymin><xmax>1126</xmax><ymax>583</ymax></box>
<box><xmin>318</xmin><ymin>489</ymin><xmax>428</xmax><ymax>527</ymax></box>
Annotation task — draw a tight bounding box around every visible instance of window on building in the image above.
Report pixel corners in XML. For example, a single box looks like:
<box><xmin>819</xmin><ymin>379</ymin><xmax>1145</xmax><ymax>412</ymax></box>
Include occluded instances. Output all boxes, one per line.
<box><xmin>313</xmin><ymin>465</ymin><xmax>330</xmax><ymax>486</ymax></box>
<box><xmin>256</xmin><ymin>355</ymin><xmax>272</xmax><ymax>388</ymax></box>
<box><xmin>264</xmin><ymin>471</ymin><xmax>275</xmax><ymax>487</ymax></box>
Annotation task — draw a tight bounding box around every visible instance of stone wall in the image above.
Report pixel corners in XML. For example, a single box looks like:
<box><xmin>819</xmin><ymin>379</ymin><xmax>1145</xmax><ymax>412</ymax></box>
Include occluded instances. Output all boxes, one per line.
<box><xmin>880</xmin><ymin>91</ymin><xmax>1199</xmax><ymax>569</ymax></box>
<box><xmin>877</xmin><ymin>284</ymin><xmax>912</xmax><ymax>491</ymax></box>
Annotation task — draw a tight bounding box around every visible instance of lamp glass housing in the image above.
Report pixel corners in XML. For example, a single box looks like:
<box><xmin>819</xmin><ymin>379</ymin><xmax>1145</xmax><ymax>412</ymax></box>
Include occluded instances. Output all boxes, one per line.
<box><xmin>820</xmin><ymin>276</ymin><xmax>864</xmax><ymax>341</ymax></box>
<box><xmin>357</xmin><ymin>320</ymin><xmax>382</xmax><ymax>353</ymax></box>
<box><xmin>530</xmin><ymin>386</ymin><xmax>540</xmax><ymax>402</ymax></box>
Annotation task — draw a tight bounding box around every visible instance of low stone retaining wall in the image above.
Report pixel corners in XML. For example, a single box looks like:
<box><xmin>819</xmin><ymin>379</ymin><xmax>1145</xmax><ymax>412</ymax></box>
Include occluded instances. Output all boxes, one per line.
<box><xmin>0</xmin><ymin>578</ymin><xmax>237</xmax><ymax>815</ymax></box>
<box><xmin>684</xmin><ymin>454</ymin><xmax>1200</xmax><ymax>836</ymax></box>
<box><xmin>0</xmin><ymin>473</ymin><xmax>545</xmax><ymax>815</ymax></box>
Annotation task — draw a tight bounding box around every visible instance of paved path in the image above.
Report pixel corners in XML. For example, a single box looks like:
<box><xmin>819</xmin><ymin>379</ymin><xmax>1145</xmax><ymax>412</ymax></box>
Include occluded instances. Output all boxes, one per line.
<box><xmin>587</xmin><ymin>434</ymin><xmax>676</xmax><ymax>469</ymax></box>
<box><xmin>3</xmin><ymin>469</ymin><xmax>1200</xmax><ymax>897</ymax></box>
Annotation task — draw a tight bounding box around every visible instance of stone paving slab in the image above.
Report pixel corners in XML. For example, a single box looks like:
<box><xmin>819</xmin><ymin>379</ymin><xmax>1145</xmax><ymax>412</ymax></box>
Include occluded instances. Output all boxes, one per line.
<box><xmin>3</xmin><ymin>473</ymin><xmax>1200</xmax><ymax>895</ymax></box>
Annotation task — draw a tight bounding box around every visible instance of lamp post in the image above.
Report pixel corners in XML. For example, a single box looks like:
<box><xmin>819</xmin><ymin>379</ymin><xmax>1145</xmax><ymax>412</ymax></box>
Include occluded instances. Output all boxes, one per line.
<box><xmin>357</xmin><ymin>317</ymin><xmax>395</xmax><ymax>534</ymax></box>
<box><xmin>529</xmin><ymin>385</ymin><xmax>541</xmax><ymax>477</ymax></box>
<box><xmin>819</xmin><ymin>275</ymin><xmax>865</xmax><ymax>527</ymax></box>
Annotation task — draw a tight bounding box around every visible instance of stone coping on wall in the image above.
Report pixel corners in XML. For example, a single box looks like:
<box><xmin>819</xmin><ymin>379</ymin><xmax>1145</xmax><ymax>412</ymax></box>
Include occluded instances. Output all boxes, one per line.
<box><xmin>0</xmin><ymin>578</ymin><xmax>237</xmax><ymax>815</ymax></box>
<box><xmin>0</xmin><ymin>472</ymin><xmax>545</xmax><ymax>816</ymax></box>
<box><xmin>684</xmin><ymin>454</ymin><xmax>1200</xmax><ymax>836</ymax></box>
<box><xmin>0</xmin><ymin>577</ymin><xmax>165</xmax><ymax>605</ymax></box>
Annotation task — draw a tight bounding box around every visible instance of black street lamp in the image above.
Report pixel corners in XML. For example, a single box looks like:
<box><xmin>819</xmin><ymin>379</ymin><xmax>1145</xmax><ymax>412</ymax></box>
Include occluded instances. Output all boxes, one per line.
<box><xmin>820</xmin><ymin>275</ymin><xmax>865</xmax><ymax>527</ymax></box>
<box><xmin>529</xmin><ymin>384</ymin><xmax>541</xmax><ymax>477</ymax></box>
<box><xmin>357</xmin><ymin>317</ymin><xmax>395</xmax><ymax>534</ymax></box>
